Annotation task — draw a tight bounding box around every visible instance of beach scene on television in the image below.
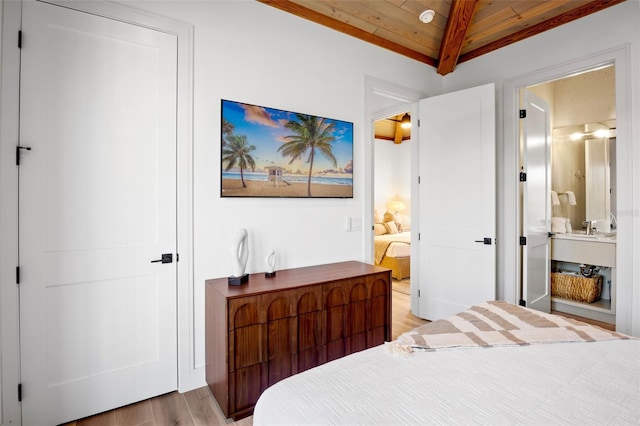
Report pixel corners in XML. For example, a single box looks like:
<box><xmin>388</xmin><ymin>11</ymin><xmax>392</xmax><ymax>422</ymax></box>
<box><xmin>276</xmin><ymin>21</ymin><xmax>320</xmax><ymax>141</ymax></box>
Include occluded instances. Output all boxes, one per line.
<box><xmin>221</xmin><ymin>99</ymin><xmax>354</xmax><ymax>198</ymax></box>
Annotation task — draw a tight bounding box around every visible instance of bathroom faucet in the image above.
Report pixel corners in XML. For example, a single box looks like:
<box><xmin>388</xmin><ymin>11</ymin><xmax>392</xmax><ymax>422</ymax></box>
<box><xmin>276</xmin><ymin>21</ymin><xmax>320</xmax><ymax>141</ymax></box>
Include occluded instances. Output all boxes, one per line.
<box><xmin>583</xmin><ymin>220</ymin><xmax>596</xmax><ymax>235</ymax></box>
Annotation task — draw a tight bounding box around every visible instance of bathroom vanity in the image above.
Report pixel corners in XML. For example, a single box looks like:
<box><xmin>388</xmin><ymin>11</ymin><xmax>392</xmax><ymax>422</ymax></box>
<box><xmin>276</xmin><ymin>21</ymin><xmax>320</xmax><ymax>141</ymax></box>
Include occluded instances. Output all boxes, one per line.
<box><xmin>550</xmin><ymin>232</ymin><xmax>616</xmax><ymax>324</ymax></box>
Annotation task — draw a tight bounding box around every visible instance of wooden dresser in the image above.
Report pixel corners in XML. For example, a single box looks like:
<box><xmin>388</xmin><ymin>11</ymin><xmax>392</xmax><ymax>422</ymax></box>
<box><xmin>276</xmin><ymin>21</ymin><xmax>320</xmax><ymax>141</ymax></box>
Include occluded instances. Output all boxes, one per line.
<box><xmin>205</xmin><ymin>261</ymin><xmax>392</xmax><ymax>420</ymax></box>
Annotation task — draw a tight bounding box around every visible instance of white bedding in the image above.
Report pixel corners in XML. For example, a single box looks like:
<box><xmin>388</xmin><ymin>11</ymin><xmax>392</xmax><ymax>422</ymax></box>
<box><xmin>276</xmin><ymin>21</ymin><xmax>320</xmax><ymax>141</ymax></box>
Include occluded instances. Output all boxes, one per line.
<box><xmin>254</xmin><ymin>337</ymin><xmax>640</xmax><ymax>425</ymax></box>
<box><xmin>374</xmin><ymin>231</ymin><xmax>411</xmax><ymax>259</ymax></box>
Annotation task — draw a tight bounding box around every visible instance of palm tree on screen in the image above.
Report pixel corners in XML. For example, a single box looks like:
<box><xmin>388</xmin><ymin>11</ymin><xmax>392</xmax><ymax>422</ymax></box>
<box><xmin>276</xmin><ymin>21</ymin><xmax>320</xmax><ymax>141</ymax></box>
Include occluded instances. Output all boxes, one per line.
<box><xmin>222</xmin><ymin>134</ymin><xmax>256</xmax><ymax>188</ymax></box>
<box><xmin>278</xmin><ymin>114</ymin><xmax>337</xmax><ymax>197</ymax></box>
<box><xmin>221</xmin><ymin>118</ymin><xmax>235</xmax><ymax>146</ymax></box>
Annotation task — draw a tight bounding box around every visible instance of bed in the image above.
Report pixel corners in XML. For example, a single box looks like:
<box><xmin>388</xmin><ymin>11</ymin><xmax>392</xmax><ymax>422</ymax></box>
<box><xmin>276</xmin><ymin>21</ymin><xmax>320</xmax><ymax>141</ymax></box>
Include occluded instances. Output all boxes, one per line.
<box><xmin>374</xmin><ymin>210</ymin><xmax>410</xmax><ymax>280</ymax></box>
<box><xmin>374</xmin><ymin>231</ymin><xmax>410</xmax><ymax>280</ymax></box>
<box><xmin>253</xmin><ymin>301</ymin><xmax>639</xmax><ymax>425</ymax></box>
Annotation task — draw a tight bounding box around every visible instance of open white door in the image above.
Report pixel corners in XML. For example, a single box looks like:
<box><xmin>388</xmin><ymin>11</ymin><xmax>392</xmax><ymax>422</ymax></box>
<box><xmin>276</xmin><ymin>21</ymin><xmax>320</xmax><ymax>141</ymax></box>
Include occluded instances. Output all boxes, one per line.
<box><xmin>521</xmin><ymin>90</ymin><xmax>552</xmax><ymax>312</ymax></box>
<box><xmin>19</xmin><ymin>2</ymin><xmax>178</xmax><ymax>423</ymax></box>
<box><xmin>417</xmin><ymin>84</ymin><xmax>495</xmax><ymax>320</ymax></box>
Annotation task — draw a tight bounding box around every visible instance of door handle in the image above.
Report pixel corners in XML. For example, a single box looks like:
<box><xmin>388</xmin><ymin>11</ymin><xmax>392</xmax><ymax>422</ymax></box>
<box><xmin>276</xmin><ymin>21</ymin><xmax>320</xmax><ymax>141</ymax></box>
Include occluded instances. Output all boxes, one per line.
<box><xmin>474</xmin><ymin>238</ymin><xmax>492</xmax><ymax>245</ymax></box>
<box><xmin>151</xmin><ymin>253</ymin><xmax>173</xmax><ymax>264</ymax></box>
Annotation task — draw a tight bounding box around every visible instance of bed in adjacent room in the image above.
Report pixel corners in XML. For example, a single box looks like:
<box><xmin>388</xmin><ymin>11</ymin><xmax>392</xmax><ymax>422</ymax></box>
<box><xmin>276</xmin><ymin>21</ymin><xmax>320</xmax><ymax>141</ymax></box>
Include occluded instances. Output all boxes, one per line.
<box><xmin>253</xmin><ymin>301</ymin><xmax>640</xmax><ymax>425</ymax></box>
<box><xmin>373</xmin><ymin>211</ymin><xmax>410</xmax><ymax>280</ymax></box>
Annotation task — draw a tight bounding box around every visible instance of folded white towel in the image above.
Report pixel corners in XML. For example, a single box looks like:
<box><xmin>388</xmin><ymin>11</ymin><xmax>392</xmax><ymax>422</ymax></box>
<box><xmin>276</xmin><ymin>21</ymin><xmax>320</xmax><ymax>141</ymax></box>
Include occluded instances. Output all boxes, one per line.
<box><xmin>551</xmin><ymin>191</ymin><xmax>560</xmax><ymax>206</ymax></box>
<box><xmin>551</xmin><ymin>217</ymin><xmax>567</xmax><ymax>234</ymax></box>
<box><xmin>564</xmin><ymin>191</ymin><xmax>577</xmax><ymax>205</ymax></box>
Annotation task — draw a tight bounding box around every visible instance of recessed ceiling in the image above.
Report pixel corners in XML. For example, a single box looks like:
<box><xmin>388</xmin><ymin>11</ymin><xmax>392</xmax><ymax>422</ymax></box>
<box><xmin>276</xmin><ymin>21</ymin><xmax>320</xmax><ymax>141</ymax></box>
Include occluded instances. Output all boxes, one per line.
<box><xmin>258</xmin><ymin>0</ymin><xmax>625</xmax><ymax>75</ymax></box>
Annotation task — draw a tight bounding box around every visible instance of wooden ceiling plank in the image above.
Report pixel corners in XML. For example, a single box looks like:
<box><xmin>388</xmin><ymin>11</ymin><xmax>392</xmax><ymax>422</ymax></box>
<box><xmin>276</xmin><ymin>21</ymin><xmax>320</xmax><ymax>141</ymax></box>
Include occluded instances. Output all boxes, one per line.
<box><xmin>510</xmin><ymin>1</ymin><xmax>594</xmax><ymax>28</ymax></box>
<box><xmin>463</xmin><ymin>0</ymin><xmax>596</xmax><ymax>53</ymax></box>
<box><xmin>437</xmin><ymin>0</ymin><xmax>480</xmax><ymax>75</ymax></box>
<box><xmin>330</xmin><ymin>0</ymin><xmax>445</xmax><ymax>42</ymax></box>
<box><xmin>463</xmin><ymin>7</ymin><xmax>519</xmax><ymax>52</ymax></box>
<box><xmin>369</xmin><ymin>0</ymin><xmax>449</xmax><ymax>31</ymax></box>
<box><xmin>257</xmin><ymin>0</ymin><xmax>438</xmax><ymax>66</ymax></box>
<box><xmin>458</xmin><ymin>0</ymin><xmax>626</xmax><ymax>64</ymax></box>
<box><xmin>414</xmin><ymin>0</ymin><xmax>453</xmax><ymax>17</ymax></box>
<box><xmin>299</xmin><ymin>0</ymin><xmax>442</xmax><ymax>60</ymax></box>
<box><xmin>375</xmin><ymin>27</ymin><xmax>439</xmax><ymax>58</ymax></box>
<box><xmin>509</xmin><ymin>0</ymin><xmax>590</xmax><ymax>19</ymax></box>
<box><xmin>293</xmin><ymin>0</ymin><xmax>378</xmax><ymax>33</ymax></box>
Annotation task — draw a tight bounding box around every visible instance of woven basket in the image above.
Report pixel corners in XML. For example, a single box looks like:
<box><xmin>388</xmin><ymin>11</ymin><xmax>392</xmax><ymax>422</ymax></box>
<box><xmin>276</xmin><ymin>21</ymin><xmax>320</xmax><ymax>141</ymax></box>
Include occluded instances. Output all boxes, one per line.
<box><xmin>551</xmin><ymin>272</ymin><xmax>602</xmax><ymax>303</ymax></box>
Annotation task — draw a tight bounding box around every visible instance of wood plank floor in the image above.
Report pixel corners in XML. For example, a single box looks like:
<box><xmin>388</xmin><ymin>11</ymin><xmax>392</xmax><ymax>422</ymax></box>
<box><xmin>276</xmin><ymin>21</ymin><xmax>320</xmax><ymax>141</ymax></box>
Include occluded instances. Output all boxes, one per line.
<box><xmin>66</xmin><ymin>286</ymin><xmax>425</xmax><ymax>426</ymax></box>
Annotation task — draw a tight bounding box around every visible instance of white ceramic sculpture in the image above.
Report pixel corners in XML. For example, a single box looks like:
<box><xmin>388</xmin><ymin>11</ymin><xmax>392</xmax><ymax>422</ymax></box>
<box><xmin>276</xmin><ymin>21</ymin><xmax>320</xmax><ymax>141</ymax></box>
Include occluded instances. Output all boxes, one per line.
<box><xmin>230</xmin><ymin>228</ymin><xmax>249</xmax><ymax>278</ymax></box>
<box><xmin>265</xmin><ymin>249</ymin><xmax>276</xmax><ymax>274</ymax></box>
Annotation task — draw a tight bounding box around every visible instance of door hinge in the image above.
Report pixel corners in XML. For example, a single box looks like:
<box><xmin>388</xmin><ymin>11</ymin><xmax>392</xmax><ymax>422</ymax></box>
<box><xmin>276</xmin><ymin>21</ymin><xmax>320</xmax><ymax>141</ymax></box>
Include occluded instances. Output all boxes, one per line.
<box><xmin>519</xmin><ymin>236</ymin><xmax>527</xmax><ymax>246</ymax></box>
<box><xmin>16</xmin><ymin>146</ymin><xmax>32</xmax><ymax>166</ymax></box>
<box><xmin>176</xmin><ymin>253</ymin><xmax>179</xmax><ymax>262</ymax></box>
<box><xmin>418</xmin><ymin>176</ymin><xmax>421</xmax><ymax>184</ymax></box>
<box><xmin>519</xmin><ymin>171</ymin><xmax>527</xmax><ymax>182</ymax></box>
<box><xmin>418</xmin><ymin>289</ymin><xmax>420</xmax><ymax>298</ymax></box>
<box><xmin>18</xmin><ymin>31</ymin><xmax>22</xmax><ymax>49</ymax></box>
<box><xmin>16</xmin><ymin>266</ymin><xmax>20</xmax><ymax>284</ymax></box>
<box><xmin>18</xmin><ymin>383</ymin><xmax>22</xmax><ymax>402</ymax></box>
<box><xmin>418</xmin><ymin>233</ymin><xmax>421</xmax><ymax>241</ymax></box>
<box><xmin>519</xmin><ymin>300</ymin><xmax>526</xmax><ymax>307</ymax></box>
<box><xmin>519</xmin><ymin>109</ymin><xmax>526</xmax><ymax>118</ymax></box>
<box><xmin>417</xmin><ymin>119</ymin><xmax>420</xmax><ymax>127</ymax></box>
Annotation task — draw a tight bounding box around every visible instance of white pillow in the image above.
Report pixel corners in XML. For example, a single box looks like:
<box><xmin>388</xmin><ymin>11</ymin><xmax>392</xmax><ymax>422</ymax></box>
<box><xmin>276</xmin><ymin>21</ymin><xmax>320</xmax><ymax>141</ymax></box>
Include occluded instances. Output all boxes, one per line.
<box><xmin>383</xmin><ymin>211</ymin><xmax>403</xmax><ymax>232</ymax></box>
<box><xmin>383</xmin><ymin>221</ymin><xmax>399</xmax><ymax>234</ymax></box>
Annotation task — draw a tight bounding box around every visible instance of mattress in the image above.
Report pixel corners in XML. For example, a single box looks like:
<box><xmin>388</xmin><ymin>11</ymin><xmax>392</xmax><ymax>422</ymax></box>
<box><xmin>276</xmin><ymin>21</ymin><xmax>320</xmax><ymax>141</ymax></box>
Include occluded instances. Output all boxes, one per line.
<box><xmin>254</xmin><ymin>304</ymin><xmax>640</xmax><ymax>425</ymax></box>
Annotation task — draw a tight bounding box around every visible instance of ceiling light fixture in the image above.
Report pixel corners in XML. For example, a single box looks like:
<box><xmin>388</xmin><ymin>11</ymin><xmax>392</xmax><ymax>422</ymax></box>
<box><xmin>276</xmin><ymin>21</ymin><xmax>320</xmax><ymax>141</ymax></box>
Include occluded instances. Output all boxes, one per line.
<box><xmin>400</xmin><ymin>113</ymin><xmax>411</xmax><ymax>128</ymax></box>
<box><xmin>419</xmin><ymin>9</ymin><xmax>435</xmax><ymax>24</ymax></box>
<box><xmin>387</xmin><ymin>113</ymin><xmax>412</xmax><ymax>129</ymax></box>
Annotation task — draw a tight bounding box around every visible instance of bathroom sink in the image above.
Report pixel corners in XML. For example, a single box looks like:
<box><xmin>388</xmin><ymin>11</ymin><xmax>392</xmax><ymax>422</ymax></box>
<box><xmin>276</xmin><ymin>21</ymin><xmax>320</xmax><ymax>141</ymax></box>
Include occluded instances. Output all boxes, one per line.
<box><xmin>553</xmin><ymin>231</ymin><xmax>616</xmax><ymax>242</ymax></box>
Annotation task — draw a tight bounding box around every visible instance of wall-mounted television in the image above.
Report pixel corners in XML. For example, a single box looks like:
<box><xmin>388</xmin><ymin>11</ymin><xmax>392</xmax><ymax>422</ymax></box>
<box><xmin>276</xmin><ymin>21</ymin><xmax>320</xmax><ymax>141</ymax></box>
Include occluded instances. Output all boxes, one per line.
<box><xmin>221</xmin><ymin>99</ymin><xmax>353</xmax><ymax>198</ymax></box>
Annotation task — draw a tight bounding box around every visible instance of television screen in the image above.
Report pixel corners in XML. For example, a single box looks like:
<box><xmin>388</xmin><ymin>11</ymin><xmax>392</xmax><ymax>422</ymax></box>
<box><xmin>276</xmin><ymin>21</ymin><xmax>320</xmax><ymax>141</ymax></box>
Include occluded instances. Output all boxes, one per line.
<box><xmin>221</xmin><ymin>99</ymin><xmax>354</xmax><ymax>198</ymax></box>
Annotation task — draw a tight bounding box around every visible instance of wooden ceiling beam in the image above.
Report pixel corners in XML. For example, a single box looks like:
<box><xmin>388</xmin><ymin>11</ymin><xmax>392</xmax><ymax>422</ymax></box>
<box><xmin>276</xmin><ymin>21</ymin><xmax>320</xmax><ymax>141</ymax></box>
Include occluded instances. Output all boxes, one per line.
<box><xmin>437</xmin><ymin>0</ymin><xmax>479</xmax><ymax>76</ymax></box>
<box><xmin>393</xmin><ymin>120</ymin><xmax>403</xmax><ymax>144</ymax></box>
<box><xmin>458</xmin><ymin>0</ymin><xmax>625</xmax><ymax>65</ymax></box>
<box><xmin>257</xmin><ymin>0</ymin><xmax>438</xmax><ymax>66</ymax></box>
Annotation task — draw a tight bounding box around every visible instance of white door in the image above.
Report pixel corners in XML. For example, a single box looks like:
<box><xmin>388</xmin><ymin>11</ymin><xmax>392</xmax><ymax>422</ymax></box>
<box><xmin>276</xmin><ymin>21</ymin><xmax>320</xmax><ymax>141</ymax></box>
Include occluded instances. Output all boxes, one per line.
<box><xmin>521</xmin><ymin>90</ymin><xmax>552</xmax><ymax>312</ymax></box>
<box><xmin>19</xmin><ymin>2</ymin><xmax>178</xmax><ymax>424</ymax></box>
<box><xmin>417</xmin><ymin>84</ymin><xmax>495</xmax><ymax>320</ymax></box>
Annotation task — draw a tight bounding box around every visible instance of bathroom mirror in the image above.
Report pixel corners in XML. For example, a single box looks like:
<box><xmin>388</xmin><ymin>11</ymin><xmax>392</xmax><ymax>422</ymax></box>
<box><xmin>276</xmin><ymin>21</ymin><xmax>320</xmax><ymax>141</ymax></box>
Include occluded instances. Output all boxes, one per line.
<box><xmin>552</xmin><ymin>122</ymin><xmax>616</xmax><ymax>232</ymax></box>
<box><xmin>532</xmin><ymin>64</ymin><xmax>618</xmax><ymax>234</ymax></box>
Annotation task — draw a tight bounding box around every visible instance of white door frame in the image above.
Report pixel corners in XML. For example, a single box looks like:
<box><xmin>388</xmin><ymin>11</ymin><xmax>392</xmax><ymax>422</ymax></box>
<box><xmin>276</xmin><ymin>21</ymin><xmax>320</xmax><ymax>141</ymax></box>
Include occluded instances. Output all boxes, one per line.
<box><xmin>0</xmin><ymin>1</ymin><xmax>194</xmax><ymax>424</ymax></box>
<box><xmin>504</xmin><ymin>46</ymin><xmax>634</xmax><ymax>334</ymax></box>
<box><xmin>364</xmin><ymin>76</ymin><xmax>427</xmax><ymax>315</ymax></box>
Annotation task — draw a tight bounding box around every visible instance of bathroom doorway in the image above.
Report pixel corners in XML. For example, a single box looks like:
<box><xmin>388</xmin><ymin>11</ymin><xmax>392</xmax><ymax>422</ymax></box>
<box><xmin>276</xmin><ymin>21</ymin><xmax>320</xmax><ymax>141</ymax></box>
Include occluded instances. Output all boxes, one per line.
<box><xmin>520</xmin><ymin>63</ymin><xmax>617</xmax><ymax>327</ymax></box>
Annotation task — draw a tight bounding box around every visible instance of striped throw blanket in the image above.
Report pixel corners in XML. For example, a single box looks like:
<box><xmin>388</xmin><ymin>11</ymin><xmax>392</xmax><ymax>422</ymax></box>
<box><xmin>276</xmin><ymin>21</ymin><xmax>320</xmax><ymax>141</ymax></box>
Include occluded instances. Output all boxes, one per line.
<box><xmin>390</xmin><ymin>300</ymin><xmax>633</xmax><ymax>355</ymax></box>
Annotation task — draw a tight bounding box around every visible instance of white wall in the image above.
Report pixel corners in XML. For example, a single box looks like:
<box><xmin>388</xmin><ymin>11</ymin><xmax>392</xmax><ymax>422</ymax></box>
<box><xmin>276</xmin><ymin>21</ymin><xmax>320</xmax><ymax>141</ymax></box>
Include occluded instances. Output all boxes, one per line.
<box><xmin>125</xmin><ymin>0</ymin><xmax>436</xmax><ymax>377</ymax></box>
<box><xmin>373</xmin><ymin>138</ymin><xmax>412</xmax><ymax>218</ymax></box>
<box><xmin>443</xmin><ymin>1</ymin><xmax>640</xmax><ymax>334</ymax></box>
